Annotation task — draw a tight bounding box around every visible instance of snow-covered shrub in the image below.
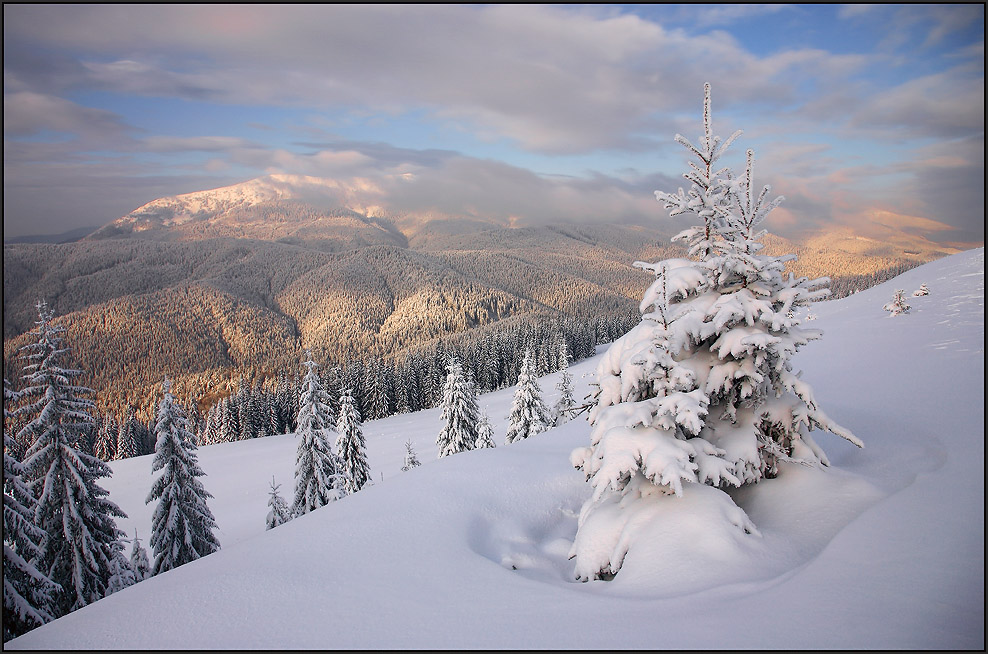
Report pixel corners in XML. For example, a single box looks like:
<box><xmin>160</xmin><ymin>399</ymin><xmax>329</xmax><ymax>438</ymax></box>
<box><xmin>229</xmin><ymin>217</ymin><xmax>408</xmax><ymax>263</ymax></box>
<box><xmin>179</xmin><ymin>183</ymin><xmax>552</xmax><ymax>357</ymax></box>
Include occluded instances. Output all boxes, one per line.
<box><xmin>884</xmin><ymin>290</ymin><xmax>911</xmax><ymax>316</ymax></box>
<box><xmin>401</xmin><ymin>440</ymin><xmax>421</xmax><ymax>471</ymax></box>
<box><xmin>912</xmin><ymin>284</ymin><xmax>930</xmax><ymax>297</ymax></box>
<box><xmin>570</xmin><ymin>84</ymin><xmax>863</xmax><ymax>582</ymax></box>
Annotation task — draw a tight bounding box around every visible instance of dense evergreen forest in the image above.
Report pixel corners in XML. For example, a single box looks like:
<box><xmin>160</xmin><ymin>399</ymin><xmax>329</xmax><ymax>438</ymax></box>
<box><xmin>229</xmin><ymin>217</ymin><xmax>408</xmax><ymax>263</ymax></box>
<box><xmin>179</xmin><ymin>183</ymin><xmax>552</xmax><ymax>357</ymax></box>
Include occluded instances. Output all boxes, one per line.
<box><xmin>4</xmin><ymin>206</ymin><xmax>944</xmax><ymax>452</ymax></box>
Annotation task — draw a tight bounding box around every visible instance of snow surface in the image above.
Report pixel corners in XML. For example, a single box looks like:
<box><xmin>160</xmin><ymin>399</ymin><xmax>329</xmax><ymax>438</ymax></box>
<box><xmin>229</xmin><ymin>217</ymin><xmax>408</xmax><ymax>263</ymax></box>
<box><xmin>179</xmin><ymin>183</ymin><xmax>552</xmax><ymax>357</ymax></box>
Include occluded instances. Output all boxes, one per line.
<box><xmin>8</xmin><ymin>248</ymin><xmax>984</xmax><ymax>649</ymax></box>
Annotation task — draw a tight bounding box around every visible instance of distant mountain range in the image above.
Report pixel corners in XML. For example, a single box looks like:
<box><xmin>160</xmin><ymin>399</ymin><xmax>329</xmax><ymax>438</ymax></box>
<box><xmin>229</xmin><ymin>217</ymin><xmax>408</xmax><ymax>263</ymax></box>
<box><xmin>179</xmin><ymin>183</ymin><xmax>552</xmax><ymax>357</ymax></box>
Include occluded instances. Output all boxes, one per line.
<box><xmin>2</xmin><ymin>174</ymin><xmax>962</xmax><ymax>418</ymax></box>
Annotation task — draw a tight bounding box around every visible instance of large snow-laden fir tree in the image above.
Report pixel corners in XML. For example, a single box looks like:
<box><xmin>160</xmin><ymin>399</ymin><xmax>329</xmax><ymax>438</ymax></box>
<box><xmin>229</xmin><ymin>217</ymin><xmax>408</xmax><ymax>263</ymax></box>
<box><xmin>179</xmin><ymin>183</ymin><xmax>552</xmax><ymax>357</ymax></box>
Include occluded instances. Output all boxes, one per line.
<box><xmin>436</xmin><ymin>359</ymin><xmax>480</xmax><ymax>457</ymax></box>
<box><xmin>505</xmin><ymin>350</ymin><xmax>551</xmax><ymax>444</ymax></box>
<box><xmin>336</xmin><ymin>391</ymin><xmax>371</xmax><ymax>495</ymax></box>
<box><xmin>569</xmin><ymin>84</ymin><xmax>863</xmax><ymax>582</ymax></box>
<box><xmin>3</xmin><ymin>378</ymin><xmax>59</xmax><ymax>642</ymax></box>
<box><xmin>146</xmin><ymin>376</ymin><xmax>221</xmax><ymax>576</ymax></box>
<box><xmin>15</xmin><ymin>301</ymin><xmax>128</xmax><ymax>616</ymax></box>
<box><xmin>293</xmin><ymin>356</ymin><xmax>342</xmax><ymax>515</ymax></box>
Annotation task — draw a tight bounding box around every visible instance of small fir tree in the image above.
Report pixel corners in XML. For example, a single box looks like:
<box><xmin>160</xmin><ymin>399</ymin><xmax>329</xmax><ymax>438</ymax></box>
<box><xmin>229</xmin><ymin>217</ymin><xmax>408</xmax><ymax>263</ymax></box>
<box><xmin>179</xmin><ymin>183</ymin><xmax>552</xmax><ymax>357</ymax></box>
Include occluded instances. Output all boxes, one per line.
<box><xmin>552</xmin><ymin>341</ymin><xmax>576</xmax><ymax>426</ymax></box>
<box><xmin>569</xmin><ymin>84</ymin><xmax>862</xmax><ymax>581</ymax></box>
<box><xmin>17</xmin><ymin>301</ymin><xmax>128</xmax><ymax>616</ymax></box>
<box><xmin>293</xmin><ymin>356</ymin><xmax>342</xmax><ymax>515</ymax></box>
<box><xmin>884</xmin><ymin>289</ymin><xmax>911</xmax><ymax>316</ymax></box>
<box><xmin>129</xmin><ymin>530</ymin><xmax>151</xmax><ymax>582</ymax></box>
<box><xmin>505</xmin><ymin>350</ymin><xmax>551</xmax><ymax>444</ymax></box>
<box><xmin>105</xmin><ymin>547</ymin><xmax>136</xmax><ymax>596</ymax></box>
<box><xmin>265</xmin><ymin>477</ymin><xmax>293</xmax><ymax>530</ymax></box>
<box><xmin>475</xmin><ymin>410</ymin><xmax>497</xmax><ymax>449</ymax></box>
<box><xmin>4</xmin><ymin>378</ymin><xmax>59</xmax><ymax>642</ymax></box>
<box><xmin>912</xmin><ymin>283</ymin><xmax>930</xmax><ymax>297</ymax></box>
<box><xmin>146</xmin><ymin>377</ymin><xmax>221</xmax><ymax>576</ymax></box>
<box><xmin>436</xmin><ymin>359</ymin><xmax>480</xmax><ymax>457</ymax></box>
<box><xmin>401</xmin><ymin>440</ymin><xmax>421</xmax><ymax>472</ymax></box>
<box><xmin>336</xmin><ymin>391</ymin><xmax>370</xmax><ymax>495</ymax></box>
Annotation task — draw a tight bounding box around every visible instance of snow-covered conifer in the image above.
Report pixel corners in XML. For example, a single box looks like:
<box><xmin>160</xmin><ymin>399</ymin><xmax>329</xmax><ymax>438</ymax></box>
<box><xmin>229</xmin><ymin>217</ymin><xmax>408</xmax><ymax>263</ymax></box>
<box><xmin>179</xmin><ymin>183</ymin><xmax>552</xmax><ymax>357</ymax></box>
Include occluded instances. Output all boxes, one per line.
<box><xmin>570</xmin><ymin>84</ymin><xmax>863</xmax><ymax>581</ymax></box>
<box><xmin>336</xmin><ymin>391</ymin><xmax>370</xmax><ymax>495</ymax></box>
<box><xmin>146</xmin><ymin>376</ymin><xmax>220</xmax><ymax>576</ymax></box>
<box><xmin>17</xmin><ymin>301</ymin><xmax>128</xmax><ymax>616</ymax></box>
<box><xmin>552</xmin><ymin>341</ymin><xmax>576</xmax><ymax>426</ymax></box>
<box><xmin>105</xmin><ymin>547</ymin><xmax>136</xmax><ymax>595</ymax></box>
<box><xmin>475</xmin><ymin>410</ymin><xmax>497</xmax><ymax>449</ymax></box>
<box><xmin>94</xmin><ymin>414</ymin><xmax>117</xmax><ymax>461</ymax></box>
<box><xmin>292</xmin><ymin>356</ymin><xmax>341</xmax><ymax>515</ymax></box>
<box><xmin>436</xmin><ymin>359</ymin><xmax>480</xmax><ymax>457</ymax></box>
<box><xmin>401</xmin><ymin>440</ymin><xmax>421</xmax><ymax>472</ymax></box>
<box><xmin>884</xmin><ymin>289</ymin><xmax>911</xmax><ymax>316</ymax></box>
<box><xmin>912</xmin><ymin>283</ymin><xmax>930</xmax><ymax>297</ymax></box>
<box><xmin>129</xmin><ymin>530</ymin><xmax>151</xmax><ymax>582</ymax></box>
<box><xmin>265</xmin><ymin>477</ymin><xmax>293</xmax><ymax>530</ymax></box>
<box><xmin>116</xmin><ymin>406</ymin><xmax>138</xmax><ymax>460</ymax></box>
<box><xmin>4</xmin><ymin>378</ymin><xmax>59</xmax><ymax>641</ymax></box>
<box><xmin>505</xmin><ymin>350</ymin><xmax>551</xmax><ymax>444</ymax></box>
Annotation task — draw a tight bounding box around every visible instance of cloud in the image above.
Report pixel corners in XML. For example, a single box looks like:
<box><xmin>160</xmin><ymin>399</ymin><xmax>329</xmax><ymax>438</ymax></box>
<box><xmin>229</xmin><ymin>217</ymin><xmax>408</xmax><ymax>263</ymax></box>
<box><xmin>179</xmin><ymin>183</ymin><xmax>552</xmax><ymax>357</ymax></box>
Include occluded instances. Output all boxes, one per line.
<box><xmin>692</xmin><ymin>4</ymin><xmax>793</xmax><ymax>27</ymax></box>
<box><xmin>2</xmin><ymin>4</ymin><xmax>982</xmax><ymax>244</ymax></box>
<box><xmin>1</xmin><ymin>4</ymin><xmax>867</xmax><ymax>154</ymax></box>
<box><xmin>850</xmin><ymin>69</ymin><xmax>984</xmax><ymax>138</ymax></box>
<box><xmin>141</xmin><ymin>135</ymin><xmax>256</xmax><ymax>152</ymax></box>
<box><xmin>3</xmin><ymin>91</ymin><xmax>131</xmax><ymax>140</ymax></box>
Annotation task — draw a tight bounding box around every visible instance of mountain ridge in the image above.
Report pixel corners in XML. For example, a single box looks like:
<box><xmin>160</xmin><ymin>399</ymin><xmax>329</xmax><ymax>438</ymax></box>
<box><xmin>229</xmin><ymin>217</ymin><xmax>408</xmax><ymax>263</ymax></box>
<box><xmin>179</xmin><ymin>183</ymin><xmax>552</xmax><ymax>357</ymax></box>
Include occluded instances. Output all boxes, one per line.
<box><xmin>3</xmin><ymin>174</ymin><xmax>963</xmax><ymax>419</ymax></box>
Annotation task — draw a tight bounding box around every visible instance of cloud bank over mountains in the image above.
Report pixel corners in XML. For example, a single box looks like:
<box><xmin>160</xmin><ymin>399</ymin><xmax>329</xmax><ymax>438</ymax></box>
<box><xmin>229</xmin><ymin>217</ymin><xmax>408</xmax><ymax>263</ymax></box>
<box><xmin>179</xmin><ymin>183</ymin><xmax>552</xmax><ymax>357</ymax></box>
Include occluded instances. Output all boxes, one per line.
<box><xmin>3</xmin><ymin>4</ymin><xmax>983</xmax><ymax>245</ymax></box>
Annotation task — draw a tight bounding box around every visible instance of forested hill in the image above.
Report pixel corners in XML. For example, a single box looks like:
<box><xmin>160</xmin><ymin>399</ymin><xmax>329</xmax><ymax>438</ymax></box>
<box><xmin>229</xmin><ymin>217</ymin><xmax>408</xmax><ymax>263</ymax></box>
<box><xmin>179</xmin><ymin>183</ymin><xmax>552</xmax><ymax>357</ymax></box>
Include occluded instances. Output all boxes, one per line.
<box><xmin>3</xmin><ymin>179</ymin><xmax>956</xmax><ymax>423</ymax></box>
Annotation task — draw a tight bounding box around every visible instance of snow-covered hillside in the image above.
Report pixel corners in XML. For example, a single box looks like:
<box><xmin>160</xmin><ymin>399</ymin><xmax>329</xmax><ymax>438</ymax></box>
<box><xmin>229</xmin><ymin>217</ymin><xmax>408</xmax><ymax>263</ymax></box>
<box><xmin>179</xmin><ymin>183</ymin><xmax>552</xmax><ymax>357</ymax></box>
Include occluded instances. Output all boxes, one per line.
<box><xmin>8</xmin><ymin>248</ymin><xmax>984</xmax><ymax>650</ymax></box>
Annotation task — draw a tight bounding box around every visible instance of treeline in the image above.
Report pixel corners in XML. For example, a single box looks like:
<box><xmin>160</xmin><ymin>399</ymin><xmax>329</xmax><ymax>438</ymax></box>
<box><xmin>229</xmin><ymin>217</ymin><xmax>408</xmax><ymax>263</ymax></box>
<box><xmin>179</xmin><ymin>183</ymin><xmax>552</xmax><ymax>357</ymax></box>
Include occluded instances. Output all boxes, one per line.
<box><xmin>9</xmin><ymin>309</ymin><xmax>637</xmax><ymax>461</ymax></box>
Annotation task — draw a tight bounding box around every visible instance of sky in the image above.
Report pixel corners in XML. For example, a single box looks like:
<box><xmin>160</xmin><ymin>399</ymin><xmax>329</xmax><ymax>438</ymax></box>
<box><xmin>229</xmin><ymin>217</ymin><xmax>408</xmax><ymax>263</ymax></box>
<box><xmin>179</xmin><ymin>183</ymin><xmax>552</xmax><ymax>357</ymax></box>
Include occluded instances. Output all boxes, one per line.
<box><xmin>3</xmin><ymin>4</ymin><xmax>984</xmax><ymax>244</ymax></box>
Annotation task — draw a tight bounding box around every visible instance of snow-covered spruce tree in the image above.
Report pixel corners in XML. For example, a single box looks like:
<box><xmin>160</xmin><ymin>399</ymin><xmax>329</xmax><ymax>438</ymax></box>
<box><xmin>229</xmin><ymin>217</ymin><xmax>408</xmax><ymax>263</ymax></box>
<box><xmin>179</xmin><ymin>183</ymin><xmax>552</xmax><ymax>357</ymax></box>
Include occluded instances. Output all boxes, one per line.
<box><xmin>912</xmin><ymin>283</ymin><xmax>930</xmax><ymax>297</ymax></box>
<box><xmin>336</xmin><ymin>391</ymin><xmax>370</xmax><ymax>495</ymax></box>
<box><xmin>569</xmin><ymin>84</ymin><xmax>863</xmax><ymax>582</ymax></box>
<box><xmin>93</xmin><ymin>414</ymin><xmax>117</xmax><ymax>462</ymax></box>
<box><xmin>117</xmin><ymin>406</ymin><xmax>138</xmax><ymax>460</ymax></box>
<box><xmin>552</xmin><ymin>341</ymin><xmax>576</xmax><ymax>426</ymax></box>
<box><xmin>436</xmin><ymin>359</ymin><xmax>480</xmax><ymax>457</ymax></box>
<box><xmin>265</xmin><ymin>477</ymin><xmax>293</xmax><ymax>530</ymax></box>
<box><xmin>401</xmin><ymin>440</ymin><xmax>421</xmax><ymax>472</ymax></box>
<box><xmin>105</xmin><ymin>547</ymin><xmax>136</xmax><ymax>596</ymax></box>
<box><xmin>4</xmin><ymin>378</ymin><xmax>59</xmax><ymax>642</ymax></box>
<box><xmin>505</xmin><ymin>350</ymin><xmax>551</xmax><ymax>444</ymax></box>
<box><xmin>129</xmin><ymin>530</ymin><xmax>151</xmax><ymax>582</ymax></box>
<box><xmin>475</xmin><ymin>410</ymin><xmax>497</xmax><ymax>449</ymax></box>
<box><xmin>292</xmin><ymin>356</ymin><xmax>342</xmax><ymax>516</ymax></box>
<box><xmin>16</xmin><ymin>301</ymin><xmax>128</xmax><ymax>616</ymax></box>
<box><xmin>884</xmin><ymin>289</ymin><xmax>911</xmax><ymax>316</ymax></box>
<box><xmin>146</xmin><ymin>376</ymin><xmax>220</xmax><ymax>576</ymax></box>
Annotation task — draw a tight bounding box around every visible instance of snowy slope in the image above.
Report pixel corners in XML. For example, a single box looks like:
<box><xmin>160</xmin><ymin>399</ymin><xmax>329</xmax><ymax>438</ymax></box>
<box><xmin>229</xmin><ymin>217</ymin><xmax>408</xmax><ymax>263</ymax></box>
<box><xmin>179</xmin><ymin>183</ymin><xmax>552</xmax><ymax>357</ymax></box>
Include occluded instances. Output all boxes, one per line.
<box><xmin>8</xmin><ymin>248</ymin><xmax>984</xmax><ymax>650</ymax></box>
